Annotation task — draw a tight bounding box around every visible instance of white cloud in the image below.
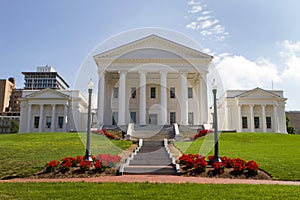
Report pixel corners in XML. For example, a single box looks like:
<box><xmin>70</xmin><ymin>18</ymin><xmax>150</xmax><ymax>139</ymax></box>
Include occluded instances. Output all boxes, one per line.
<box><xmin>201</xmin><ymin>19</ymin><xmax>219</xmax><ymax>29</ymax></box>
<box><xmin>197</xmin><ymin>15</ymin><xmax>211</xmax><ymax>21</ymax></box>
<box><xmin>189</xmin><ymin>5</ymin><xmax>202</xmax><ymax>13</ymax></box>
<box><xmin>188</xmin><ymin>0</ymin><xmax>200</xmax><ymax>5</ymax></box>
<box><xmin>215</xmin><ymin>55</ymin><xmax>279</xmax><ymax>90</ymax></box>
<box><xmin>186</xmin><ymin>22</ymin><xmax>197</xmax><ymax>30</ymax></box>
<box><xmin>186</xmin><ymin>0</ymin><xmax>228</xmax><ymax>41</ymax></box>
<box><xmin>278</xmin><ymin>40</ymin><xmax>300</xmax><ymax>83</ymax></box>
<box><xmin>213</xmin><ymin>41</ymin><xmax>300</xmax><ymax>110</ymax></box>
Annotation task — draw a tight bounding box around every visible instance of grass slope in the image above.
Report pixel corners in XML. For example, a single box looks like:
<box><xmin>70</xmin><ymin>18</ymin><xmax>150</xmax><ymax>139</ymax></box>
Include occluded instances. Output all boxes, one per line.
<box><xmin>0</xmin><ymin>132</ymin><xmax>132</xmax><ymax>179</ymax></box>
<box><xmin>0</xmin><ymin>182</ymin><xmax>299</xmax><ymax>200</ymax></box>
<box><xmin>175</xmin><ymin>133</ymin><xmax>300</xmax><ymax>180</ymax></box>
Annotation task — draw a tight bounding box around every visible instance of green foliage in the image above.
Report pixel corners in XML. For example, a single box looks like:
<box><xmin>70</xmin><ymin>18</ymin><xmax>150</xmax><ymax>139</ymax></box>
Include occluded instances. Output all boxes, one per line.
<box><xmin>0</xmin><ymin>182</ymin><xmax>299</xmax><ymax>200</ymax></box>
<box><xmin>10</xmin><ymin>120</ymin><xmax>19</xmax><ymax>133</ymax></box>
<box><xmin>286</xmin><ymin>117</ymin><xmax>295</xmax><ymax>134</ymax></box>
<box><xmin>0</xmin><ymin>132</ymin><xmax>132</xmax><ymax>179</ymax></box>
<box><xmin>175</xmin><ymin>133</ymin><xmax>300</xmax><ymax>180</ymax></box>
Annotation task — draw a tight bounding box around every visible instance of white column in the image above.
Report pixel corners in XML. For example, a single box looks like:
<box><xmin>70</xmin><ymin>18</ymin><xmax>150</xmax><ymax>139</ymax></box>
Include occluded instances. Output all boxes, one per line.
<box><xmin>180</xmin><ymin>71</ymin><xmax>188</xmax><ymax>125</ymax></box>
<box><xmin>27</xmin><ymin>104</ymin><xmax>32</xmax><ymax>132</ymax></box>
<box><xmin>64</xmin><ymin>104</ymin><xmax>68</xmax><ymax>132</ymax></box>
<box><xmin>118</xmin><ymin>71</ymin><xmax>126</xmax><ymax>125</ymax></box>
<box><xmin>38</xmin><ymin>104</ymin><xmax>44</xmax><ymax>132</ymax></box>
<box><xmin>237</xmin><ymin>104</ymin><xmax>242</xmax><ymax>132</ymax></box>
<box><xmin>51</xmin><ymin>104</ymin><xmax>56</xmax><ymax>132</ymax></box>
<box><xmin>200</xmin><ymin>75</ymin><xmax>208</xmax><ymax>124</ymax></box>
<box><xmin>139</xmin><ymin>71</ymin><xmax>146</xmax><ymax>125</ymax></box>
<box><xmin>160</xmin><ymin>71</ymin><xmax>167</xmax><ymax>125</ymax></box>
<box><xmin>249</xmin><ymin>104</ymin><xmax>254</xmax><ymax>132</ymax></box>
<box><xmin>262</xmin><ymin>104</ymin><xmax>267</xmax><ymax>132</ymax></box>
<box><xmin>273</xmin><ymin>105</ymin><xmax>279</xmax><ymax>133</ymax></box>
<box><xmin>97</xmin><ymin>72</ymin><xmax>105</xmax><ymax>126</ymax></box>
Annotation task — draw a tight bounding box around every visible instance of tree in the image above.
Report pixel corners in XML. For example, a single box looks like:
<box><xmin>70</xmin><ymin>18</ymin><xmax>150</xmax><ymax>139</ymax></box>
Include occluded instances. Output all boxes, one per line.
<box><xmin>10</xmin><ymin>120</ymin><xmax>19</xmax><ymax>133</ymax></box>
<box><xmin>286</xmin><ymin>117</ymin><xmax>295</xmax><ymax>134</ymax></box>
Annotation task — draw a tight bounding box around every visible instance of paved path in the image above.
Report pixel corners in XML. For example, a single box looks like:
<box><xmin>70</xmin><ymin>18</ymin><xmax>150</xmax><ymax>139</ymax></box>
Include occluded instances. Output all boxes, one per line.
<box><xmin>1</xmin><ymin>175</ymin><xmax>300</xmax><ymax>185</ymax></box>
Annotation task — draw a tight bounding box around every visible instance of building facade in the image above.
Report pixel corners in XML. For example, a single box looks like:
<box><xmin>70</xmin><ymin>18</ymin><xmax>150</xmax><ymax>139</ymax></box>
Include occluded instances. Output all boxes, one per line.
<box><xmin>22</xmin><ymin>66</ymin><xmax>69</xmax><ymax>90</ymax></box>
<box><xmin>94</xmin><ymin>35</ymin><xmax>212</xmax><ymax>126</ymax></box>
<box><xmin>19</xmin><ymin>88</ymin><xmax>88</xmax><ymax>133</ymax></box>
<box><xmin>0</xmin><ymin>78</ymin><xmax>15</xmax><ymax>114</ymax></box>
<box><xmin>217</xmin><ymin>88</ymin><xmax>287</xmax><ymax>133</ymax></box>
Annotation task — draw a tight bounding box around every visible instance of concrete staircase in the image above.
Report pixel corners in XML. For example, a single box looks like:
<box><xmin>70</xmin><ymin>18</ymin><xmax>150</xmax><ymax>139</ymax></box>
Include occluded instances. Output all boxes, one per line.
<box><xmin>119</xmin><ymin>140</ymin><xmax>179</xmax><ymax>175</ymax></box>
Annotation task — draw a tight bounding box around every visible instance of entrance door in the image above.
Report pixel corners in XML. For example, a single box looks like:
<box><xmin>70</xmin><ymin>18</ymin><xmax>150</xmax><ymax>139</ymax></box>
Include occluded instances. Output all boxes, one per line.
<box><xmin>130</xmin><ymin>112</ymin><xmax>136</xmax><ymax>124</ymax></box>
<box><xmin>170</xmin><ymin>112</ymin><xmax>176</xmax><ymax>124</ymax></box>
<box><xmin>112</xmin><ymin>112</ymin><xmax>118</xmax><ymax>125</ymax></box>
<box><xmin>149</xmin><ymin>114</ymin><xmax>158</xmax><ymax>125</ymax></box>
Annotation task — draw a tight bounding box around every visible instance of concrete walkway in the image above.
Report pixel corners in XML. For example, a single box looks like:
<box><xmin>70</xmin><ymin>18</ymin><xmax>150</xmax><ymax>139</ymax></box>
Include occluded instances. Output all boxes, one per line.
<box><xmin>1</xmin><ymin>175</ymin><xmax>300</xmax><ymax>185</ymax></box>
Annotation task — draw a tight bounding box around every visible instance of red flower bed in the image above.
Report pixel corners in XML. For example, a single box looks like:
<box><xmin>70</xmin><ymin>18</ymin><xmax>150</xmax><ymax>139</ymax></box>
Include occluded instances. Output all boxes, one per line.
<box><xmin>43</xmin><ymin>154</ymin><xmax>119</xmax><ymax>174</ymax></box>
<box><xmin>96</xmin><ymin>154</ymin><xmax>122</xmax><ymax>168</ymax></box>
<box><xmin>92</xmin><ymin>129</ymin><xmax>116</xmax><ymax>139</ymax></box>
<box><xmin>179</xmin><ymin>154</ymin><xmax>260</xmax><ymax>177</ymax></box>
<box><xmin>179</xmin><ymin>154</ymin><xmax>207</xmax><ymax>173</ymax></box>
<box><xmin>193</xmin><ymin>129</ymin><xmax>212</xmax><ymax>140</ymax></box>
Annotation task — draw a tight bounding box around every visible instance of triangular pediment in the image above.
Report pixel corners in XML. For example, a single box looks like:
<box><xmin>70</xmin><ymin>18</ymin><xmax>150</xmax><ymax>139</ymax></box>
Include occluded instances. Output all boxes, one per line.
<box><xmin>236</xmin><ymin>88</ymin><xmax>280</xmax><ymax>99</ymax></box>
<box><xmin>93</xmin><ymin>34</ymin><xmax>213</xmax><ymax>60</ymax></box>
<box><xmin>25</xmin><ymin>88</ymin><xmax>69</xmax><ymax>99</ymax></box>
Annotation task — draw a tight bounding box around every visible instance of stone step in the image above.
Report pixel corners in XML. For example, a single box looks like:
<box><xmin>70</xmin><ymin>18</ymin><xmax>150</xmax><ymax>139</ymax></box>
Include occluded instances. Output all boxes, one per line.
<box><xmin>123</xmin><ymin>165</ymin><xmax>177</xmax><ymax>175</ymax></box>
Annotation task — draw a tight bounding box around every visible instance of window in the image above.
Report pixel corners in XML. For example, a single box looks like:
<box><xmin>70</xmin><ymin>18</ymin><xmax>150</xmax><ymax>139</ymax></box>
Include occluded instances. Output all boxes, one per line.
<box><xmin>34</xmin><ymin>116</ymin><xmax>39</xmax><ymax>128</ymax></box>
<box><xmin>150</xmin><ymin>87</ymin><xmax>156</xmax><ymax>98</ymax></box>
<box><xmin>58</xmin><ymin>116</ymin><xmax>64</xmax><ymax>128</ymax></box>
<box><xmin>113</xmin><ymin>87</ymin><xmax>118</xmax><ymax>98</ymax></box>
<box><xmin>254</xmin><ymin>117</ymin><xmax>260</xmax><ymax>129</ymax></box>
<box><xmin>242</xmin><ymin>117</ymin><xmax>248</xmax><ymax>129</ymax></box>
<box><xmin>170</xmin><ymin>112</ymin><xmax>176</xmax><ymax>124</ymax></box>
<box><xmin>266</xmin><ymin>117</ymin><xmax>272</xmax><ymax>129</ymax></box>
<box><xmin>112</xmin><ymin>112</ymin><xmax>118</xmax><ymax>125</ymax></box>
<box><xmin>188</xmin><ymin>112</ymin><xmax>194</xmax><ymax>125</ymax></box>
<box><xmin>131</xmin><ymin>87</ymin><xmax>136</xmax><ymax>99</ymax></box>
<box><xmin>170</xmin><ymin>87</ymin><xmax>175</xmax><ymax>98</ymax></box>
<box><xmin>46</xmin><ymin>116</ymin><xmax>51</xmax><ymax>128</ymax></box>
<box><xmin>130</xmin><ymin>112</ymin><xmax>136</xmax><ymax>123</ymax></box>
<box><xmin>188</xmin><ymin>87</ymin><xmax>193</xmax><ymax>98</ymax></box>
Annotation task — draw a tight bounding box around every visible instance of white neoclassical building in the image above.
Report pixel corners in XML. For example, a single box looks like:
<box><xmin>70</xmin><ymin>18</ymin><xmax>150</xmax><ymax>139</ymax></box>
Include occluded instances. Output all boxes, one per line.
<box><xmin>94</xmin><ymin>35</ymin><xmax>212</xmax><ymax>126</ymax></box>
<box><xmin>19</xmin><ymin>88</ymin><xmax>88</xmax><ymax>133</ymax></box>
<box><xmin>217</xmin><ymin>88</ymin><xmax>287</xmax><ymax>133</ymax></box>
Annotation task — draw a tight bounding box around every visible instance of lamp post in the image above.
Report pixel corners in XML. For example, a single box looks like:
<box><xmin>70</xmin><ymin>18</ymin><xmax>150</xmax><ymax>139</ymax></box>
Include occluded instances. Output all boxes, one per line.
<box><xmin>84</xmin><ymin>79</ymin><xmax>94</xmax><ymax>161</ymax></box>
<box><xmin>212</xmin><ymin>79</ymin><xmax>221</xmax><ymax>163</ymax></box>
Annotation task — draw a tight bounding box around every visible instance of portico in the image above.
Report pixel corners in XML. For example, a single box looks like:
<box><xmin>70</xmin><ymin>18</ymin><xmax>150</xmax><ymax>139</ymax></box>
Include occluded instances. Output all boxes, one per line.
<box><xmin>19</xmin><ymin>88</ymin><xmax>88</xmax><ymax>133</ymax></box>
<box><xmin>94</xmin><ymin>35</ymin><xmax>212</xmax><ymax>126</ymax></box>
<box><xmin>217</xmin><ymin>88</ymin><xmax>287</xmax><ymax>133</ymax></box>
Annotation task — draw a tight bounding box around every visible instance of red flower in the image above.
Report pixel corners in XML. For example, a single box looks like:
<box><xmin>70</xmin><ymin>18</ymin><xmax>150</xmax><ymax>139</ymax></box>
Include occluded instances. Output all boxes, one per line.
<box><xmin>45</xmin><ymin>160</ymin><xmax>60</xmax><ymax>173</ymax></box>
<box><xmin>232</xmin><ymin>158</ymin><xmax>247</xmax><ymax>174</ymax></box>
<box><xmin>213</xmin><ymin>161</ymin><xmax>226</xmax><ymax>174</ymax></box>
<box><xmin>79</xmin><ymin>160</ymin><xmax>92</xmax><ymax>171</ymax></box>
<box><xmin>245</xmin><ymin>160</ymin><xmax>259</xmax><ymax>175</ymax></box>
<box><xmin>220</xmin><ymin>156</ymin><xmax>235</xmax><ymax>168</ymax></box>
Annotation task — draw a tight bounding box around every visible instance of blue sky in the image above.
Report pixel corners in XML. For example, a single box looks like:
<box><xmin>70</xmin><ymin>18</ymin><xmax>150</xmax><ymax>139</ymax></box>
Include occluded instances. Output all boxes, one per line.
<box><xmin>1</xmin><ymin>0</ymin><xmax>300</xmax><ymax>110</ymax></box>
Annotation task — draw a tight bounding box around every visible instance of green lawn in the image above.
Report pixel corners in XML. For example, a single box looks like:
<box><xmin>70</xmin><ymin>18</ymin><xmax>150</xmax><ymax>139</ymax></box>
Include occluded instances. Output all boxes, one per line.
<box><xmin>0</xmin><ymin>182</ymin><xmax>299</xmax><ymax>200</ymax></box>
<box><xmin>175</xmin><ymin>132</ymin><xmax>300</xmax><ymax>181</ymax></box>
<box><xmin>0</xmin><ymin>132</ymin><xmax>132</xmax><ymax>179</ymax></box>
